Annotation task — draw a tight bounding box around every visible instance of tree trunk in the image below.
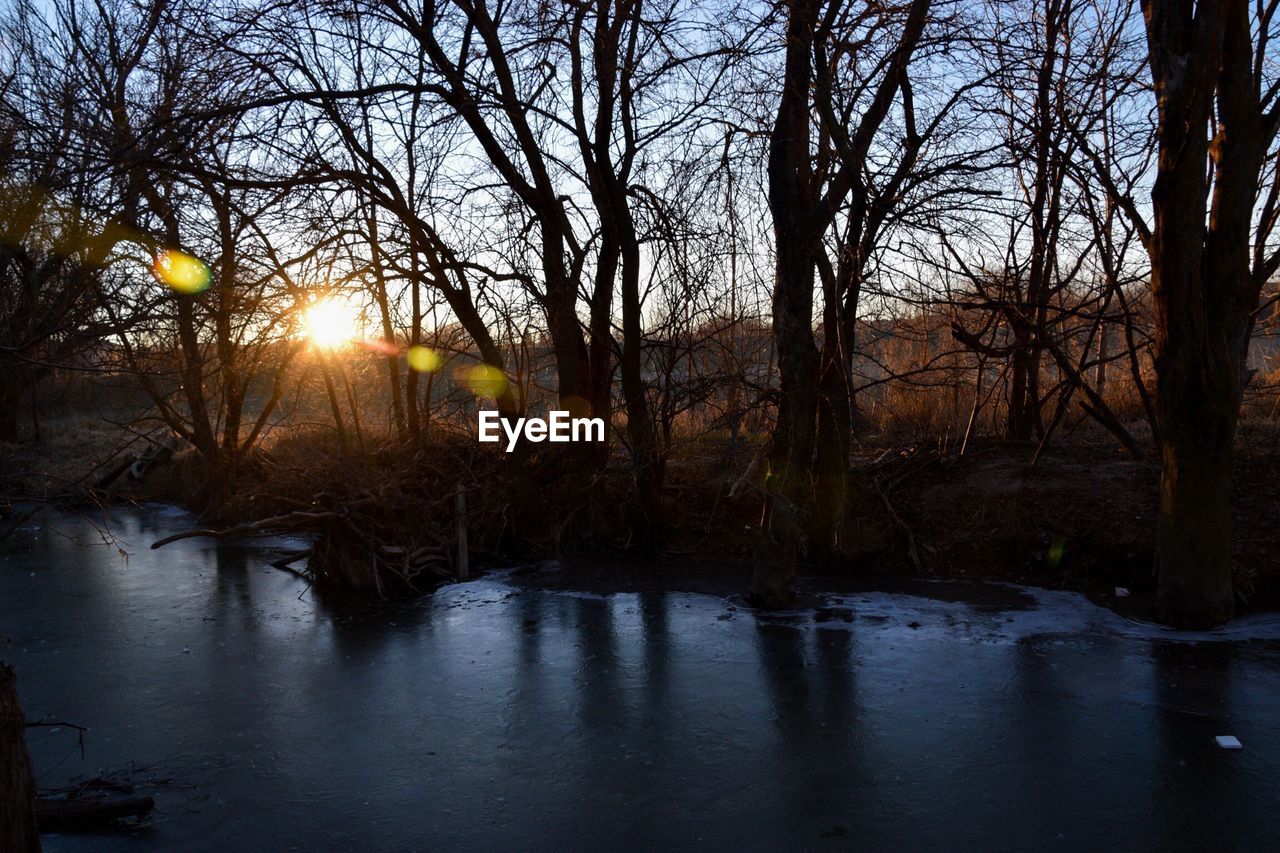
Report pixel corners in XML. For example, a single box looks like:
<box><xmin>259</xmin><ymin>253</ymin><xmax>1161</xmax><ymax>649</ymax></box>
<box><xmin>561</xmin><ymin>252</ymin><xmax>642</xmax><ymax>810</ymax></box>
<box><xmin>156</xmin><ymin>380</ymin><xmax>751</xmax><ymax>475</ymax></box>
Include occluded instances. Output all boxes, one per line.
<box><xmin>619</xmin><ymin>226</ymin><xmax>664</xmax><ymax>549</ymax></box>
<box><xmin>1154</xmin><ymin>373</ymin><xmax>1236</xmax><ymax>626</ymax></box>
<box><xmin>752</xmin><ymin>0</ymin><xmax>821</xmax><ymax>607</ymax></box>
<box><xmin>543</xmin><ymin>255</ymin><xmax>594</xmax><ymax>423</ymax></box>
<box><xmin>0</xmin><ymin>386</ymin><xmax>20</xmax><ymax>442</ymax></box>
<box><xmin>1006</xmin><ymin>325</ymin><xmax>1034</xmax><ymax>441</ymax></box>
<box><xmin>406</xmin><ymin>256</ymin><xmax>423</xmax><ymax>439</ymax></box>
<box><xmin>1141</xmin><ymin>0</ymin><xmax>1265</xmax><ymax>627</ymax></box>
<box><xmin>752</xmin><ymin>266</ymin><xmax>819</xmax><ymax>608</ymax></box>
<box><xmin>812</xmin><ymin>283</ymin><xmax>851</xmax><ymax>561</ymax></box>
<box><xmin>365</xmin><ymin>203</ymin><xmax>407</xmax><ymax>443</ymax></box>
<box><xmin>1145</xmin><ymin>31</ymin><xmax>1233</xmax><ymax>625</ymax></box>
<box><xmin>0</xmin><ymin>663</ymin><xmax>40</xmax><ymax>852</ymax></box>
<box><xmin>175</xmin><ymin>293</ymin><xmax>218</xmax><ymax>461</ymax></box>
<box><xmin>587</xmin><ymin>237</ymin><xmax>617</xmax><ymax>454</ymax></box>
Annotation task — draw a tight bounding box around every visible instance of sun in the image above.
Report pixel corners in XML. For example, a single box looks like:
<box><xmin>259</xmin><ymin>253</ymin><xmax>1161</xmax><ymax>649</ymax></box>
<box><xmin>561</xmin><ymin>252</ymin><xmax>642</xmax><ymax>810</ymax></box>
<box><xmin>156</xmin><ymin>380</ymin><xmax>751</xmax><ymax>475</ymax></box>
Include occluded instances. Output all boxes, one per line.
<box><xmin>302</xmin><ymin>297</ymin><xmax>357</xmax><ymax>350</ymax></box>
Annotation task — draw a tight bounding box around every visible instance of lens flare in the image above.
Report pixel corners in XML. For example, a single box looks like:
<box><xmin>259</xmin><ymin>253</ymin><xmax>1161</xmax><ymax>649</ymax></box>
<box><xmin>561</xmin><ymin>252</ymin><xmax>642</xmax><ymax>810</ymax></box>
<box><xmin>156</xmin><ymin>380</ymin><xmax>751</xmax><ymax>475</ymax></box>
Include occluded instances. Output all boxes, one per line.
<box><xmin>406</xmin><ymin>345</ymin><xmax>444</xmax><ymax>373</ymax></box>
<box><xmin>462</xmin><ymin>364</ymin><xmax>508</xmax><ymax>399</ymax></box>
<box><xmin>361</xmin><ymin>338</ymin><xmax>399</xmax><ymax>356</ymax></box>
<box><xmin>153</xmin><ymin>249</ymin><xmax>211</xmax><ymax>294</ymax></box>
<box><xmin>302</xmin><ymin>298</ymin><xmax>357</xmax><ymax>350</ymax></box>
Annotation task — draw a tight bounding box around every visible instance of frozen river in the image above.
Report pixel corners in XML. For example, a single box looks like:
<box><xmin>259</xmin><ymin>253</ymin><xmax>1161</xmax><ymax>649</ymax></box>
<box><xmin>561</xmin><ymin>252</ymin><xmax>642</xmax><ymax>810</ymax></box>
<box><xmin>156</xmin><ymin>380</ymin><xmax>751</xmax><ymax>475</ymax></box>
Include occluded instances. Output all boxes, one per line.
<box><xmin>3</xmin><ymin>505</ymin><xmax>1279</xmax><ymax>849</ymax></box>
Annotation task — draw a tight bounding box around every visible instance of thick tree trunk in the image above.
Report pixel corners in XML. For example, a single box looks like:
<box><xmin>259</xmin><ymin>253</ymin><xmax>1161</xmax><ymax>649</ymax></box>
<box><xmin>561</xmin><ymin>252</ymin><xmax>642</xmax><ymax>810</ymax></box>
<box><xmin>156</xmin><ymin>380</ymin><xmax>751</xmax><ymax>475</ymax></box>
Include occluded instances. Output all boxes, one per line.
<box><xmin>545</xmin><ymin>295</ymin><xmax>594</xmax><ymax>422</ymax></box>
<box><xmin>752</xmin><ymin>248</ymin><xmax>820</xmax><ymax>607</ymax></box>
<box><xmin>751</xmin><ymin>0</ymin><xmax>821</xmax><ymax>608</ymax></box>
<box><xmin>1155</xmin><ymin>372</ymin><xmax>1236</xmax><ymax>626</ymax></box>
<box><xmin>752</xmin><ymin>258</ymin><xmax>821</xmax><ymax>606</ymax></box>
<box><xmin>1</xmin><ymin>663</ymin><xmax>40</xmax><ymax>853</ymax></box>
<box><xmin>1141</xmin><ymin>0</ymin><xmax>1264</xmax><ymax>627</ymax></box>
<box><xmin>0</xmin><ymin>387</ymin><xmax>20</xmax><ymax>442</ymax></box>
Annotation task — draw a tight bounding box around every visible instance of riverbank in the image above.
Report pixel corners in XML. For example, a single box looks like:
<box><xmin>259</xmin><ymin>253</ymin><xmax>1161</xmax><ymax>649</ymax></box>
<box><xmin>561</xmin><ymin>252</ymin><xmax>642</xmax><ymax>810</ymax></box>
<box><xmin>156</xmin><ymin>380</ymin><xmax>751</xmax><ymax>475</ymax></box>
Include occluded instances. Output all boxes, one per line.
<box><xmin>4</xmin><ymin>421</ymin><xmax>1279</xmax><ymax>618</ymax></box>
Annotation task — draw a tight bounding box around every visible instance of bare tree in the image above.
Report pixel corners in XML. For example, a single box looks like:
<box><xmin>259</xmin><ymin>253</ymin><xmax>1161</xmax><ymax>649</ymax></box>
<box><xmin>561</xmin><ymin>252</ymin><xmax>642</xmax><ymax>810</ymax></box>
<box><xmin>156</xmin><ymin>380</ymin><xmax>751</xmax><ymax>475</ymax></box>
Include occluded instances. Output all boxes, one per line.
<box><xmin>1129</xmin><ymin>0</ymin><xmax>1280</xmax><ymax>626</ymax></box>
<box><xmin>752</xmin><ymin>0</ymin><xmax>932</xmax><ymax>606</ymax></box>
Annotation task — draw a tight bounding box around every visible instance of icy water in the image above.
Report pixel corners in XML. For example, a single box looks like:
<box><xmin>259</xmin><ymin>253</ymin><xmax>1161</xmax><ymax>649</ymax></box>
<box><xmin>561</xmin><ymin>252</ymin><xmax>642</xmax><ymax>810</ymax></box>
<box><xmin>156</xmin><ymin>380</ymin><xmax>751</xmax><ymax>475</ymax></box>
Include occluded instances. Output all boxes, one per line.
<box><xmin>3</xmin><ymin>505</ymin><xmax>1280</xmax><ymax>850</ymax></box>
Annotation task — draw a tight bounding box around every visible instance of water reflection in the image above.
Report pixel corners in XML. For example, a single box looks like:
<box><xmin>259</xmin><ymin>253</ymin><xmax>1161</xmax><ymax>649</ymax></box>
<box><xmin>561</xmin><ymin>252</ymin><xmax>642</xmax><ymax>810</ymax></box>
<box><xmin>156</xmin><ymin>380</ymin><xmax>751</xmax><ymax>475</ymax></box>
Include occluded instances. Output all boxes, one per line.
<box><xmin>210</xmin><ymin>543</ymin><xmax>253</xmax><ymax>631</ymax></box>
<box><xmin>638</xmin><ymin>592</ymin><xmax>671</xmax><ymax>724</ymax></box>
<box><xmin>2</xmin><ymin>506</ymin><xmax>1279</xmax><ymax>850</ymax></box>
<box><xmin>1150</xmin><ymin>641</ymin><xmax>1248</xmax><ymax>847</ymax></box>
<box><xmin>756</xmin><ymin>619</ymin><xmax>863</xmax><ymax>833</ymax></box>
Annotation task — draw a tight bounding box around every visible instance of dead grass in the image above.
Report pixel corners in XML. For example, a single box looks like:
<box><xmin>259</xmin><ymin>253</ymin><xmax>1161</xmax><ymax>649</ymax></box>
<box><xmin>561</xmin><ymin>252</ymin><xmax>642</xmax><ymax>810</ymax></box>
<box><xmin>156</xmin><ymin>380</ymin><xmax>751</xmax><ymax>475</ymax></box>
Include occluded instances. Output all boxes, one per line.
<box><xmin>0</xmin><ymin>415</ymin><xmax>154</xmax><ymax>498</ymax></box>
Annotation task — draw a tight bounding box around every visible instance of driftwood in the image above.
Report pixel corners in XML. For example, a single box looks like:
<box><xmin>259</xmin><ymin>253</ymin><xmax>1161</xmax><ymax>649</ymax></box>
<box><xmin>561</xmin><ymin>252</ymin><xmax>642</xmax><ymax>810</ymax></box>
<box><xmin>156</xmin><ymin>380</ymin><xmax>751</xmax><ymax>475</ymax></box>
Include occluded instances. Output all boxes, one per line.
<box><xmin>36</xmin><ymin>795</ymin><xmax>155</xmax><ymax>829</ymax></box>
<box><xmin>94</xmin><ymin>436</ymin><xmax>176</xmax><ymax>490</ymax></box>
<box><xmin>150</xmin><ymin>484</ymin><xmax>467</xmax><ymax>595</ymax></box>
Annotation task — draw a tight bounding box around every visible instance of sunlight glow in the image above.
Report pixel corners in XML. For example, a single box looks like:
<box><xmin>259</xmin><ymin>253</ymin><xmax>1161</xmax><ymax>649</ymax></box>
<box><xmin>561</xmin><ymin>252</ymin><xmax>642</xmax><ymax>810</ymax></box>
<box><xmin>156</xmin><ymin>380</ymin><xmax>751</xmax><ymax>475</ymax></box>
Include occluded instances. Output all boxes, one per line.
<box><xmin>302</xmin><ymin>297</ymin><xmax>358</xmax><ymax>350</ymax></box>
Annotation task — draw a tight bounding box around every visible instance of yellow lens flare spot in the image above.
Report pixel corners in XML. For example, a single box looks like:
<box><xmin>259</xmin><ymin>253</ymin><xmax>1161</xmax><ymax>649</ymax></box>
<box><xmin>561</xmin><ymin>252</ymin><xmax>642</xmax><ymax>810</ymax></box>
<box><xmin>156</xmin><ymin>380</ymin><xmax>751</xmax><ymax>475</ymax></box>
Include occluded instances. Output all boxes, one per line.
<box><xmin>406</xmin><ymin>345</ymin><xmax>444</xmax><ymax>373</ymax></box>
<box><xmin>153</xmin><ymin>249</ymin><xmax>211</xmax><ymax>294</ymax></box>
<box><xmin>302</xmin><ymin>297</ymin><xmax>358</xmax><ymax>350</ymax></box>
<box><xmin>461</xmin><ymin>364</ymin><xmax>508</xmax><ymax>399</ymax></box>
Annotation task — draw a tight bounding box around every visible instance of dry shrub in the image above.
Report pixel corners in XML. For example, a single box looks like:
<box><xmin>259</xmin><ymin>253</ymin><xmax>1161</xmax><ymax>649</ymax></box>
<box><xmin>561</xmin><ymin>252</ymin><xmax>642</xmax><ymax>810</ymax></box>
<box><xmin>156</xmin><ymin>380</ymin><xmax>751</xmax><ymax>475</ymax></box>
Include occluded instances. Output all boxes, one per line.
<box><xmin>865</xmin><ymin>381</ymin><xmax>971</xmax><ymax>438</ymax></box>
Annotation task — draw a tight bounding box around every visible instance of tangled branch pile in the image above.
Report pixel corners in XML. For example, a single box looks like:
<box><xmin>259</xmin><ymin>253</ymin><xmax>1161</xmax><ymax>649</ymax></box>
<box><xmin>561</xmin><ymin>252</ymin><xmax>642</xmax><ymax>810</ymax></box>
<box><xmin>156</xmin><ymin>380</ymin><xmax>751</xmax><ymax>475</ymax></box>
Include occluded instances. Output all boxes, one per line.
<box><xmin>151</xmin><ymin>441</ymin><xmax>519</xmax><ymax>595</ymax></box>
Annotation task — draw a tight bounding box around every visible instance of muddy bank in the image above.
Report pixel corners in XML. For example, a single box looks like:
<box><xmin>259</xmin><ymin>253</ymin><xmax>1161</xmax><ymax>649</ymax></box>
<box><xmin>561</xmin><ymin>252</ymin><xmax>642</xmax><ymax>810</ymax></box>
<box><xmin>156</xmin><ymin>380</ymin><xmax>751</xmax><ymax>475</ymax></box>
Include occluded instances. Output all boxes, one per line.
<box><xmin>7</xmin><ymin>429</ymin><xmax>1280</xmax><ymax>617</ymax></box>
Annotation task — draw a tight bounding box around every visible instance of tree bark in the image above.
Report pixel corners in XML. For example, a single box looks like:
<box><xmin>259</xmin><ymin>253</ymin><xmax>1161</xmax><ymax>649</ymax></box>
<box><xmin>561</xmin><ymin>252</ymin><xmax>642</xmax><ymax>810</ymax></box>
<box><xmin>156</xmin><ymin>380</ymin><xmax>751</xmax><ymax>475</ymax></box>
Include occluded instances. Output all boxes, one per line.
<box><xmin>812</xmin><ymin>261</ymin><xmax>851</xmax><ymax>561</ymax></box>
<box><xmin>754</xmin><ymin>0</ymin><xmax>931</xmax><ymax>599</ymax></box>
<box><xmin>0</xmin><ymin>380</ymin><xmax>21</xmax><ymax>442</ymax></box>
<box><xmin>0</xmin><ymin>663</ymin><xmax>40</xmax><ymax>852</ymax></box>
<box><xmin>568</xmin><ymin>0</ymin><xmax>664</xmax><ymax>542</ymax></box>
<box><xmin>1141</xmin><ymin>0</ymin><xmax>1265</xmax><ymax>626</ymax></box>
<box><xmin>752</xmin><ymin>0</ymin><xmax>821</xmax><ymax>608</ymax></box>
<box><xmin>618</xmin><ymin>227</ymin><xmax>664</xmax><ymax>547</ymax></box>
<box><xmin>364</xmin><ymin>201</ymin><xmax>407</xmax><ymax>443</ymax></box>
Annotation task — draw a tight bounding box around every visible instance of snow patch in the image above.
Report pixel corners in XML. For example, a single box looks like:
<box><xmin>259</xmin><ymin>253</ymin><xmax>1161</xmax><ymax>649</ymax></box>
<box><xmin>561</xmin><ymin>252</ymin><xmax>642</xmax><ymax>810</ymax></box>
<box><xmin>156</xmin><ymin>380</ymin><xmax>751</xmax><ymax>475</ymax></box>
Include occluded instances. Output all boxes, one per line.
<box><xmin>767</xmin><ymin>581</ymin><xmax>1280</xmax><ymax>645</ymax></box>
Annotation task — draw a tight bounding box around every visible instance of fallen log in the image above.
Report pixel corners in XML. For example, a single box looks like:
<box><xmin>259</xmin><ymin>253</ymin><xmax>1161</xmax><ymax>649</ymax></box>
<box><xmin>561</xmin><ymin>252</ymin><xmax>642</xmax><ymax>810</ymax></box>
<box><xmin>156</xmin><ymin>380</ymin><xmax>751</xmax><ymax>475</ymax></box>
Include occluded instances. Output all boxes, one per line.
<box><xmin>36</xmin><ymin>795</ymin><xmax>155</xmax><ymax>829</ymax></box>
<box><xmin>143</xmin><ymin>449</ymin><xmax>514</xmax><ymax>596</ymax></box>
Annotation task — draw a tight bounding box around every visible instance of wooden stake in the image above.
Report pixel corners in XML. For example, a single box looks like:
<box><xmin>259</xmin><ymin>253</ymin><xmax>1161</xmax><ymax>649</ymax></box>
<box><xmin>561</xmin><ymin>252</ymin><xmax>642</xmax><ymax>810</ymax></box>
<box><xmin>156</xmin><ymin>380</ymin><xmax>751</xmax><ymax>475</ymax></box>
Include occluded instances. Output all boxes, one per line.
<box><xmin>455</xmin><ymin>485</ymin><xmax>469</xmax><ymax>581</ymax></box>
